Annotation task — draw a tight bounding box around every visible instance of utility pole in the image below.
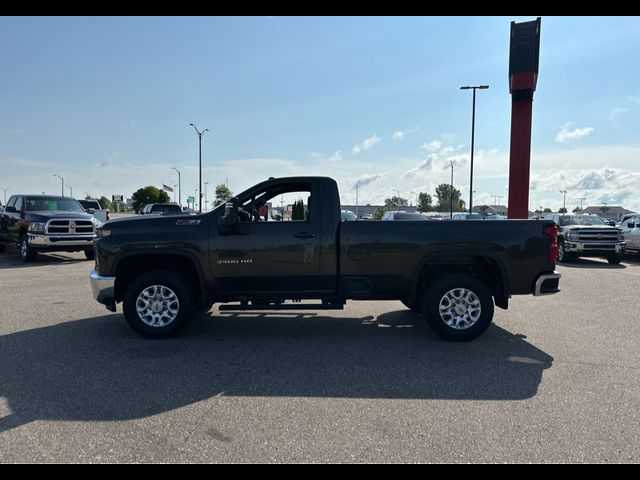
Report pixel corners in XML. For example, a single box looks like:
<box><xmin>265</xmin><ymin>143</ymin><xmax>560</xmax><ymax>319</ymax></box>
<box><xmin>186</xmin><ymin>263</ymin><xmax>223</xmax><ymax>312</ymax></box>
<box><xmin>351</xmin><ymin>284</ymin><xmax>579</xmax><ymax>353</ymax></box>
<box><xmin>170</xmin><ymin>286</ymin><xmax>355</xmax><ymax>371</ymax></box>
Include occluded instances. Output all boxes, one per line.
<box><xmin>53</xmin><ymin>174</ymin><xmax>64</xmax><ymax>196</ymax></box>
<box><xmin>578</xmin><ymin>197</ymin><xmax>586</xmax><ymax>210</ymax></box>
<box><xmin>449</xmin><ymin>161</ymin><xmax>454</xmax><ymax>219</ymax></box>
<box><xmin>189</xmin><ymin>123</ymin><xmax>210</xmax><ymax>214</ymax></box>
<box><xmin>355</xmin><ymin>182</ymin><xmax>359</xmax><ymax>218</ymax></box>
<box><xmin>172</xmin><ymin>167</ymin><xmax>181</xmax><ymax>207</ymax></box>
<box><xmin>204</xmin><ymin>182</ymin><xmax>209</xmax><ymax>212</ymax></box>
<box><xmin>560</xmin><ymin>189</ymin><xmax>567</xmax><ymax>212</ymax></box>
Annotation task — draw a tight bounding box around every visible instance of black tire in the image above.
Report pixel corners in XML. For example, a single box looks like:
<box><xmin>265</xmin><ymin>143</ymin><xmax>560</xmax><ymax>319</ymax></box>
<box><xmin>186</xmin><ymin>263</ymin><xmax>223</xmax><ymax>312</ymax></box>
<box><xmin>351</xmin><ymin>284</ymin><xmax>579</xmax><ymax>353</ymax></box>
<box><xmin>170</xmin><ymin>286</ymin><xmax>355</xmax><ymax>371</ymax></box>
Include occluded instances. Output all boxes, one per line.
<box><xmin>84</xmin><ymin>248</ymin><xmax>95</xmax><ymax>261</ymax></box>
<box><xmin>557</xmin><ymin>241</ymin><xmax>572</xmax><ymax>263</ymax></box>
<box><xmin>607</xmin><ymin>254</ymin><xmax>622</xmax><ymax>265</ymax></box>
<box><xmin>422</xmin><ymin>274</ymin><xmax>494</xmax><ymax>341</ymax></box>
<box><xmin>401</xmin><ymin>298</ymin><xmax>422</xmax><ymax>314</ymax></box>
<box><xmin>19</xmin><ymin>236</ymin><xmax>37</xmax><ymax>262</ymax></box>
<box><xmin>122</xmin><ymin>270</ymin><xmax>194</xmax><ymax>338</ymax></box>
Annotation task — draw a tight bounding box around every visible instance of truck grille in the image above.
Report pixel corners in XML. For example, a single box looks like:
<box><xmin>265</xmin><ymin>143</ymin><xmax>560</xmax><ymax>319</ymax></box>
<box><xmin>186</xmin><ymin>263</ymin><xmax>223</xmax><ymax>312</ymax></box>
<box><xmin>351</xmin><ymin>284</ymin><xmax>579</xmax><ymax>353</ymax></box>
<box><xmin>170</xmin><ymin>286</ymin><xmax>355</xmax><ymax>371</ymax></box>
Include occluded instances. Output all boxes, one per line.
<box><xmin>46</xmin><ymin>219</ymin><xmax>95</xmax><ymax>235</ymax></box>
<box><xmin>575</xmin><ymin>229</ymin><xmax>619</xmax><ymax>242</ymax></box>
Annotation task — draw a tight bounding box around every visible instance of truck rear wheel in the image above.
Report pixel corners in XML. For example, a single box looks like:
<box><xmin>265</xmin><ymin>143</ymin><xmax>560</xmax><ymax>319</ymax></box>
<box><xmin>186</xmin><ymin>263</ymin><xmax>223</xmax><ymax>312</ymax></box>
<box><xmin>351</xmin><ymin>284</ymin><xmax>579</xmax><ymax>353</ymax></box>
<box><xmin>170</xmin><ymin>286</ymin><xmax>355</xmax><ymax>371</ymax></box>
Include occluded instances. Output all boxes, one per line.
<box><xmin>422</xmin><ymin>274</ymin><xmax>494</xmax><ymax>341</ymax></box>
<box><xmin>123</xmin><ymin>270</ymin><xmax>194</xmax><ymax>338</ymax></box>
<box><xmin>607</xmin><ymin>254</ymin><xmax>622</xmax><ymax>264</ymax></box>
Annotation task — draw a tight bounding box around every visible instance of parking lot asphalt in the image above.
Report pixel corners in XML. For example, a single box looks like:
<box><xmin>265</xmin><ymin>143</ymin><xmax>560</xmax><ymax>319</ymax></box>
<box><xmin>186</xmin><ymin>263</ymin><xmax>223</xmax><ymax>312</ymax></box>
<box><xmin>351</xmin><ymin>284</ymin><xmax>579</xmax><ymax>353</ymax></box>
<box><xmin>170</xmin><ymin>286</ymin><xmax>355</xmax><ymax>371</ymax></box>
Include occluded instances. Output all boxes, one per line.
<box><xmin>1</xmin><ymin>249</ymin><xmax>639</xmax><ymax>463</ymax></box>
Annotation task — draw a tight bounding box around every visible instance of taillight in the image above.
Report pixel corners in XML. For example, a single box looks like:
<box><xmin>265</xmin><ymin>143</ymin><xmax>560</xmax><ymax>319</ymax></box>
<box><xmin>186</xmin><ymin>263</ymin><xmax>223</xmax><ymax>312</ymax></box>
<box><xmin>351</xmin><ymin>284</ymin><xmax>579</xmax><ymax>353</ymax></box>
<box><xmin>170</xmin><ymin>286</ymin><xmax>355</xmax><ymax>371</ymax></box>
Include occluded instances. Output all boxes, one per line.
<box><xmin>544</xmin><ymin>225</ymin><xmax>558</xmax><ymax>262</ymax></box>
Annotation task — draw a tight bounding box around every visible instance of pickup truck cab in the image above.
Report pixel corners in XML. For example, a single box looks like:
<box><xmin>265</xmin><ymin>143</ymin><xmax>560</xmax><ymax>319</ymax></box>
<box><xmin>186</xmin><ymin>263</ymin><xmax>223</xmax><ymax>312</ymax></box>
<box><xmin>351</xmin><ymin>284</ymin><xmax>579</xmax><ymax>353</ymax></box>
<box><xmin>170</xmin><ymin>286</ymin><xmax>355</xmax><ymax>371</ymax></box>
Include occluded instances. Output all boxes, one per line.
<box><xmin>1</xmin><ymin>194</ymin><xmax>99</xmax><ymax>261</ymax></box>
<box><xmin>78</xmin><ymin>199</ymin><xmax>109</xmax><ymax>223</ymax></box>
<box><xmin>620</xmin><ymin>214</ymin><xmax>640</xmax><ymax>254</ymax></box>
<box><xmin>90</xmin><ymin>177</ymin><xmax>560</xmax><ymax>341</ymax></box>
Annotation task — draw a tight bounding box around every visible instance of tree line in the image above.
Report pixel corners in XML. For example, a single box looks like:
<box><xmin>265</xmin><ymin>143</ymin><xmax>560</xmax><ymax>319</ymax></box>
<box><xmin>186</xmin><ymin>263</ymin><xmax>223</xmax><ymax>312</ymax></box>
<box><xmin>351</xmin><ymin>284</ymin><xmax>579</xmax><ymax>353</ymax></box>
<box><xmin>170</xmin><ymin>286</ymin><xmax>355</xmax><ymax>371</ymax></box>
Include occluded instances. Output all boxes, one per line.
<box><xmin>372</xmin><ymin>184</ymin><xmax>466</xmax><ymax>220</ymax></box>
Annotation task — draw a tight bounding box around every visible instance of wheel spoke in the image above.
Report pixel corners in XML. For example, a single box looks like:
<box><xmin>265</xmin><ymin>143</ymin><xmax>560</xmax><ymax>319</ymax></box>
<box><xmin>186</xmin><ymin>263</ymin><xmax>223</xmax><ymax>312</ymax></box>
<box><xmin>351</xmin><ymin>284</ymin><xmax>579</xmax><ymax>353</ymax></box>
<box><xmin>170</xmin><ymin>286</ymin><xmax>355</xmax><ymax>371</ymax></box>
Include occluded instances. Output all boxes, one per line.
<box><xmin>136</xmin><ymin>284</ymin><xmax>180</xmax><ymax>328</ymax></box>
<box><xmin>438</xmin><ymin>287</ymin><xmax>482</xmax><ymax>330</ymax></box>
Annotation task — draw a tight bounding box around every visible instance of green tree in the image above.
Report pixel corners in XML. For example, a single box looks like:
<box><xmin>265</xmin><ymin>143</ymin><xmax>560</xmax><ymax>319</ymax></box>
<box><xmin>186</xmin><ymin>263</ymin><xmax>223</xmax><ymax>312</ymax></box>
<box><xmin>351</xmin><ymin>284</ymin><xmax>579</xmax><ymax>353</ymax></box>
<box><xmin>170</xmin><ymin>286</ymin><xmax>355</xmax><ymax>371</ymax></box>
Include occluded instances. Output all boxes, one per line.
<box><xmin>435</xmin><ymin>184</ymin><xmax>464</xmax><ymax>211</ymax></box>
<box><xmin>384</xmin><ymin>196</ymin><xmax>408</xmax><ymax>208</ymax></box>
<box><xmin>98</xmin><ymin>196</ymin><xmax>113</xmax><ymax>212</ymax></box>
<box><xmin>543</xmin><ymin>208</ymin><xmax>552</xmax><ymax>213</ymax></box>
<box><xmin>417</xmin><ymin>192</ymin><xmax>433</xmax><ymax>212</ymax></box>
<box><xmin>558</xmin><ymin>207</ymin><xmax>568</xmax><ymax>213</ymax></box>
<box><xmin>292</xmin><ymin>199</ymin><xmax>305</xmax><ymax>220</ymax></box>
<box><xmin>214</xmin><ymin>183</ymin><xmax>233</xmax><ymax>207</ymax></box>
<box><xmin>373</xmin><ymin>207</ymin><xmax>387</xmax><ymax>221</ymax></box>
<box><xmin>131</xmin><ymin>186</ymin><xmax>170</xmax><ymax>213</ymax></box>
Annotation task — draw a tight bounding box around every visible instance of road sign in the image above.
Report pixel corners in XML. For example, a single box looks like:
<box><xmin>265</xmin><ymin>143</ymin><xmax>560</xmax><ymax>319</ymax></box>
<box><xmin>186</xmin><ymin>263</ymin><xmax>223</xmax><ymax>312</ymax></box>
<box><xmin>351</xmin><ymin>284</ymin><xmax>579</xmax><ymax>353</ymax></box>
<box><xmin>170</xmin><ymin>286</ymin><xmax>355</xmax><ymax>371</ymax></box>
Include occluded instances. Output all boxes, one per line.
<box><xmin>112</xmin><ymin>195</ymin><xmax>123</xmax><ymax>203</ymax></box>
<box><xmin>187</xmin><ymin>196</ymin><xmax>195</xmax><ymax>204</ymax></box>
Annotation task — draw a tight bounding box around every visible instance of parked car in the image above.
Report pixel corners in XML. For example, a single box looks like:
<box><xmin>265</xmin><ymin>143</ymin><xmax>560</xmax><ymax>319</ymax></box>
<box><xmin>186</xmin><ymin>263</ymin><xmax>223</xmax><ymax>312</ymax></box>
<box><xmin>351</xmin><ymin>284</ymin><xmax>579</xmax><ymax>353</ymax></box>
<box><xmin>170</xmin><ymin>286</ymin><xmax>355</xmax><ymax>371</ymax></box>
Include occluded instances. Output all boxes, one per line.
<box><xmin>360</xmin><ymin>213</ymin><xmax>373</xmax><ymax>221</ymax></box>
<box><xmin>620</xmin><ymin>214</ymin><xmax>640</xmax><ymax>255</ymax></box>
<box><xmin>341</xmin><ymin>210</ymin><xmax>357</xmax><ymax>222</ymax></box>
<box><xmin>0</xmin><ymin>194</ymin><xmax>98</xmax><ymax>261</ymax></box>
<box><xmin>78</xmin><ymin>199</ymin><xmax>109</xmax><ymax>223</ymax></box>
<box><xmin>381</xmin><ymin>211</ymin><xmax>429</xmax><ymax>221</ymax></box>
<box><xmin>141</xmin><ymin>203</ymin><xmax>183</xmax><ymax>215</ymax></box>
<box><xmin>545</xmin><ymin>214</ymin><xmax>625</xmax><ymax>264</ymax></box>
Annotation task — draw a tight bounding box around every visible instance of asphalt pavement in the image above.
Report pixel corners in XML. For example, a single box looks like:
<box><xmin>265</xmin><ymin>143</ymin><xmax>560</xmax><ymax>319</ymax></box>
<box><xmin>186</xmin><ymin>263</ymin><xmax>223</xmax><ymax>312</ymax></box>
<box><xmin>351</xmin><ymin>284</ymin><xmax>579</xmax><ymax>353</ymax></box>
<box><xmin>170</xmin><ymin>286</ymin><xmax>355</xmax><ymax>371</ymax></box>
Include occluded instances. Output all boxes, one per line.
<box><xmin>0</xmin><ymin>249</ymin><xmax>639</xmax><ymax>463</ymax></box>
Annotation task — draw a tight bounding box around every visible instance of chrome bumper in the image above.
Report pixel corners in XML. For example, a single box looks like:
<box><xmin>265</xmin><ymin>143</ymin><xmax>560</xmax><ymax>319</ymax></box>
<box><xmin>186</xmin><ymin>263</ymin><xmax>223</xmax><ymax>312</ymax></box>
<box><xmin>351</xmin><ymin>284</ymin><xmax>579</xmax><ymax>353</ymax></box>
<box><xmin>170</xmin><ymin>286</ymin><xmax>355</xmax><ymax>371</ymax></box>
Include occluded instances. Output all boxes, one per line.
<box><xmin>564</xmin><ymin>241</ymin><xmax>625</xmax><ymax>253</ymax></box>
<box><xmin>28</xmin><ymin>233</ymin><xmax>95</xmax><ymax>248</ymax></box>
<box><xmin>534</xmin><ymin>271</ymin><xmax>561</xmax><ymax>296</ymax></box>
<box><xmin>90</xmin><ymin>270</ymin><xmax>116</xmax><ymax>306</ymax></box>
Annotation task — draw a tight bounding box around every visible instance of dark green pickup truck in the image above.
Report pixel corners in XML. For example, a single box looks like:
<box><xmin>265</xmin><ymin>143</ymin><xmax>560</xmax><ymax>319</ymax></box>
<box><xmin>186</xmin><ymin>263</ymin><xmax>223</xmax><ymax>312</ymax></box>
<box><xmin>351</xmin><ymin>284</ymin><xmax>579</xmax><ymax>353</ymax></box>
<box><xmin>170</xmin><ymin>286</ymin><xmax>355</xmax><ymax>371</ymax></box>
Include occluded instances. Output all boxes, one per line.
<box><xmin>90</xmin><ymin>176</ymin><xmax>560</xmax><ymax>341</ymax></box>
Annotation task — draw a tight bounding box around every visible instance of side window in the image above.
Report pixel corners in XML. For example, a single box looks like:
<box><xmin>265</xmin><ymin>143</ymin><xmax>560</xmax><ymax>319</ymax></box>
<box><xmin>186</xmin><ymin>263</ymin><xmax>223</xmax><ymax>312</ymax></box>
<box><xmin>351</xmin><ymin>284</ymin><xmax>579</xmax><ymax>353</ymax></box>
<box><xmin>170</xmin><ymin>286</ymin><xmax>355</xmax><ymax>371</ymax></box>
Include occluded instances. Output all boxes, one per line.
<box><xmin>14</xmin><ymin>196</ymin><xmax>23</xmax><ymax>211</ymax></box>
<box><xmin>7</xmin><ymin>196</ymin><xmax>16</xmax><ymax>208</ymax></box>
<box><xmin>239</xmin><ymin>185</ymin><xmax>312</xmax><ymax>223</ymax></box>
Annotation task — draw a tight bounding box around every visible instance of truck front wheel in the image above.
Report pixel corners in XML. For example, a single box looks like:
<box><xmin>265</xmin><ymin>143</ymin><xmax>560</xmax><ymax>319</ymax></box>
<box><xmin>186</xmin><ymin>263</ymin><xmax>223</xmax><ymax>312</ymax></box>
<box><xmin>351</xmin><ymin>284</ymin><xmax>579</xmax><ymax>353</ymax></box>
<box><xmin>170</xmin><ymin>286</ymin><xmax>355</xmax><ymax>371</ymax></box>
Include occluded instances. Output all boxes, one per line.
<box><xmin>422</xmin><ymin>274</ymin><xmax>494</xmax><ymax>341</ymax></box>
<box><xmin>123</xmin><ymin>270</ymin><xmax>194</xmax><ymax>338</ymax></box>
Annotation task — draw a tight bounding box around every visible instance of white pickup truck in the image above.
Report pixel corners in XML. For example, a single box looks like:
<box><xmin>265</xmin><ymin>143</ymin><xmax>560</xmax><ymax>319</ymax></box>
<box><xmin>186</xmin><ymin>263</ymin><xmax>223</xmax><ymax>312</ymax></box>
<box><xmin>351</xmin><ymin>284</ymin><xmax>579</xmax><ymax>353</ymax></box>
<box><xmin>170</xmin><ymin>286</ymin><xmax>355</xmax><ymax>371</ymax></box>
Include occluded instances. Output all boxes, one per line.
<box><xmin>78</xmin><ymin>199</ymin><xmax>109</xmax><ymax>223</ymax></box>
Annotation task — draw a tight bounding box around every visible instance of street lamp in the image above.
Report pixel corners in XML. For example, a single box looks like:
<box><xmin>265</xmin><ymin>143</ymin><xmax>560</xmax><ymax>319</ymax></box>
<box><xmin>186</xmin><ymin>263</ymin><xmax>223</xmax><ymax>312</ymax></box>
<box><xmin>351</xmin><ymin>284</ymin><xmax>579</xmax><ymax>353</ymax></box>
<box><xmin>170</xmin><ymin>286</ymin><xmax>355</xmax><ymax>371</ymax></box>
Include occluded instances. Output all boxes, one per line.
<box><xmin>449</xmin><ymin>160</ymin><xmax>454</xmax><ymax>219</ymax></box>
<box><xmin>173</xmin><ymin>185</ymin><xmax>178</xmax><ymax>204</ymax></box>
<box><xmin>0</xmin><ymin>187</ymin><xmax>9</xmax><ymax>205</ymax></box>
<box><xmin>171</xmin><ymin>167</ymin><xmax>181</xmax><ymax>207</ymax></box>
<box><xmin>204</xmin><ymin>182</ymin><xmax>209</xmax><ymax>212</ymax></box>
<box><xmin>460</xmin><ymin>84</ymin><xmax>489</xmax><ymax>215</ymax></box>
<box><xmin>578</xmin><ymin>197</ymin><xmax>586</xmax><ymax>210</ymax></box>
<box><xmin>189</xmin><ymin>123</ymin><xmax>210</xmax><ymax>214</ymax></box>
<box><xmin>53</xmin><ymin>174</ymin><xmax>64</xmax><ymax>196</ymax></box>
<box><xmin>559</xmin><ymin>189</ymin><xmax>567</xmax><ymax>212</ymax></box>
<box><xmin>66</xmin><ymin>185</ymin><xmax>73</xmax><ymax>198</ymax></box>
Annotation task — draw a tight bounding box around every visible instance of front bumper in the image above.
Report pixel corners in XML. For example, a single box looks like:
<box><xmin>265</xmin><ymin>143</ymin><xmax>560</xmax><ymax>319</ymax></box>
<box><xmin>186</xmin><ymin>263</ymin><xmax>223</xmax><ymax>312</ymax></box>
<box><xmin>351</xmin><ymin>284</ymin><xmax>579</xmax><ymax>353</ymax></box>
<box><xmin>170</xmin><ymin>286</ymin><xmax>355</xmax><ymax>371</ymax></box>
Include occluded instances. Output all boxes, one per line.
<box><xmin>534</xmin><ymin>271</ymin><xmax>561</xmax><ymax>296</ymax></box>
<box><xmin>28</xmin><ymin>233</ymin><xmax>96</xmax><ymax>248</ymax></box>
<box><xmin>564</xmin><ymin>241</ymin><xmax>625</xmax><ymax>253</ymax></box>
<box><xmin>90</xmin><ymin>270</ymin><xmax>116</xmax><ymax>309</ymax></box>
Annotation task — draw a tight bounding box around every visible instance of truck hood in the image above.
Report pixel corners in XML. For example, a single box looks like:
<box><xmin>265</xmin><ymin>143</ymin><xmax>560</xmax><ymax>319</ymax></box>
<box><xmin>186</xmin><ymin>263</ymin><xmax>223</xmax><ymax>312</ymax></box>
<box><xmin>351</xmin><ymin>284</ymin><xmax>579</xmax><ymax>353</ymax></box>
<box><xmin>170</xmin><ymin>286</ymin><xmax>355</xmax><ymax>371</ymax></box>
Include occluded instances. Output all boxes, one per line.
<box><xmin>565</xmin><ymin>225</ymin><xmax>619</xmax><ymax>231</ymax></box>
<box><xmin>27</xmin><ymin>211</ymin><xmax>95</xmax><ymax>221</ymax></box>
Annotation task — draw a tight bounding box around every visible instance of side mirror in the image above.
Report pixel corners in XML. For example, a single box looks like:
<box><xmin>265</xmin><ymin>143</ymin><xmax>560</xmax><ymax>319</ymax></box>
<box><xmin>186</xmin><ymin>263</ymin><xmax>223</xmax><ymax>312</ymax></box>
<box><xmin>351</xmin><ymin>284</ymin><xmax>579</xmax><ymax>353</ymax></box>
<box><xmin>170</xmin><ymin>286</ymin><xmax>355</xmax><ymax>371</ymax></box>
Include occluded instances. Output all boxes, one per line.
<box><xmin>629</xmin><ymin>223</ymin><xmax>636</xmax><ymax>229</ymax></box>
<box><xmin>218</xmin><ymin>197</ymin><xmax>239</xmax><ymax>233</ymax></box>
<box><xmin>86</xmin><ymin>208</ymin><xmax>95</xmax><ymax>214</ymax></box>
<box><xmin>5</xmin><ymin>206</ymin><xmax>17</xmax><ymax>213</ymax></box>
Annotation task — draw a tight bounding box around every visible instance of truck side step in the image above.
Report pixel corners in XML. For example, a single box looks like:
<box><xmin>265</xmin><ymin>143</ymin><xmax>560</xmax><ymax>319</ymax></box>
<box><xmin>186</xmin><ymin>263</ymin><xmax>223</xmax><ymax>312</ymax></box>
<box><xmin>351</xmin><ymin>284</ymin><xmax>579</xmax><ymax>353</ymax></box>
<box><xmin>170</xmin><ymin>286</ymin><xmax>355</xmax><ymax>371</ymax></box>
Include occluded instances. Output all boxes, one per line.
<box><xmin>219</xmin><ymin>302</ymin><xmax>344</xmax><ymax>311</ymax></box>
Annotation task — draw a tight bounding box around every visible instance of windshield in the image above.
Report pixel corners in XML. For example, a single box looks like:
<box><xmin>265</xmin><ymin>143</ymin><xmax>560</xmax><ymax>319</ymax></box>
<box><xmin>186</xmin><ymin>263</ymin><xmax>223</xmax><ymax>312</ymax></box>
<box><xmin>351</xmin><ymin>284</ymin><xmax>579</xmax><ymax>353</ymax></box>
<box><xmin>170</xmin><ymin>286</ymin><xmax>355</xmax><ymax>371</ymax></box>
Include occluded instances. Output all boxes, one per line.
<box><xmin>25</xmin><ymin>196</ymin><xmax>85</xmax><ymax>212</ymax></box>
<box><xmin>341</xmin><ymin>211</ymin><xmax>357</xmax><ymax>221</ymax></box>
<box><xmin>559</xmin><ymin>216</ymin><xmax>605</xmax><ymax>226</ymax></box>
<box><xmin>78</xmin><ymin>200</ymin><xmax>100</xmax><ymax>209</ymax></box>
<box><xmin>151</xmin><ymin>204</ymin><xmax>182</xmax><ymax>214</ymax></box>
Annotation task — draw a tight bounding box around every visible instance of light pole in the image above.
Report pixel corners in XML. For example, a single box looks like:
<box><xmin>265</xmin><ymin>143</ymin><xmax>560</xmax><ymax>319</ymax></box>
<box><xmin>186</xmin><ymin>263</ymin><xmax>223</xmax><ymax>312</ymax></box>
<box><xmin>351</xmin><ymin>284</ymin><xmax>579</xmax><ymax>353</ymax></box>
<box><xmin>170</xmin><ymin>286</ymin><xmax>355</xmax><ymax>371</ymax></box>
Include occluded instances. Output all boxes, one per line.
<box><xmin>578</xmin><ymin>197</ymin><xmax>586</xmax><ymax>210</ymax></box>
<box><xmin>449</xmin><ymin>160</ymin><xmax>454</xmax><ymax>219</ymax></box>
<box><xmin>493</xmin><ymin>195</ymin><xmax>503</xmax><ymax>206</ymax></box>
<box><xmin>0</xmin><ymin>187</ymin><xmax>9</xmax><ymax>205</ymax></box>
<box><xmin>66</xmin><ymin>185</ymin><xmax>73</xmax><ymax>198</ymax></box>
<box><xmin>171</xmin><ymin>167</ymin><xmax>181</xmax><ymax>207</ymax></box>
<box><xmin>53</xmin><ymin>174</ymin><xmax>64</xmax><ymax>196</ymax></box>
<box><xmin>460</xmin><ymin>85</ymin><xmax>489</xmax><ymax>215</ymax></box>
<box><xmin>173</xmin><ymin>185</ymin><xmax>178</xmax><ymax>204</ymax></box>
<box><xmin>355</xmin><ymin>182</ymin><xmax>359</xmax><ymax>218</ymax></box>
<box><xmin>410</xmin><ymin>191</ymin><xmax>418</xmax><ymax>209</ymax></box>
<box><xmin>194</xmin><ymin>188</ymin><xmax>198</xmax><ymax>213</ymax></box>
<box><xmin>204</xmin><ymin>182</ymin><xmax>209</xmax><ymax>212</ymax></box>
<box><xmin>189</xmin><ymin>123</ymin><xmax>210</xmax><ymax>214</ymax></box>
<box><xmin>559</xmin><ymin>189</ymin><xmax>567</xmax><ymax>212</ymax></box>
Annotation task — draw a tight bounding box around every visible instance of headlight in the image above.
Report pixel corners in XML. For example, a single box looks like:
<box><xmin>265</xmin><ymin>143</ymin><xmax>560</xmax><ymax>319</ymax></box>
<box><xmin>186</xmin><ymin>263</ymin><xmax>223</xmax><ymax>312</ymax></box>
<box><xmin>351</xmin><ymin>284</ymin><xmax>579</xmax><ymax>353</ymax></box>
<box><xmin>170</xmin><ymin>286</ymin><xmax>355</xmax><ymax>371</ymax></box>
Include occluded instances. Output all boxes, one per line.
<box><xmin>91</xmin><ymin>217</ymin><xmax>103</xmax><ymax>228</ymax></box>
<box><xmin>28</xmin><ymin>222</ymin><xmax>46</xmax><ymax>233</ymax></box>
<box><xmin>567</xmin><ymin>232</ymin><xmax>578</xmax><ymax>241</ymax></box>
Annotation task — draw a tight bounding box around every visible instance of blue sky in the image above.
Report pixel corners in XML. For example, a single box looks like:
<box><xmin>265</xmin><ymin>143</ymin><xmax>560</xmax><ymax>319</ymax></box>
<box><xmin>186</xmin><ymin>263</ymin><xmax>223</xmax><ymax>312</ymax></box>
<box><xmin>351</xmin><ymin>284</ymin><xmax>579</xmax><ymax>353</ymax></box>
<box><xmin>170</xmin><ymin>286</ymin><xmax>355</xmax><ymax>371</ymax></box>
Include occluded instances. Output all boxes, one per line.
<box><xmin>1</xmin><ymin>16</ymin><xmax>640</xmax><ymax>211</ymax></box>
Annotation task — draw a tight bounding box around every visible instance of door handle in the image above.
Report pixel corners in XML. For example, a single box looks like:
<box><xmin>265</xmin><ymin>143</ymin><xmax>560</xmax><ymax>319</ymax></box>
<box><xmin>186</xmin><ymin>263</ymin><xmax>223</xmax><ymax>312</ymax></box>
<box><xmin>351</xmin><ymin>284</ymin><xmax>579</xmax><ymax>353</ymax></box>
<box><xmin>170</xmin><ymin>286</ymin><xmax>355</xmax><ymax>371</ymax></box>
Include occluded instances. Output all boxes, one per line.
<box><xmin>294</xmin><ymin>232</ymin><xmax>316</xmax><ymax>239</ymax></box>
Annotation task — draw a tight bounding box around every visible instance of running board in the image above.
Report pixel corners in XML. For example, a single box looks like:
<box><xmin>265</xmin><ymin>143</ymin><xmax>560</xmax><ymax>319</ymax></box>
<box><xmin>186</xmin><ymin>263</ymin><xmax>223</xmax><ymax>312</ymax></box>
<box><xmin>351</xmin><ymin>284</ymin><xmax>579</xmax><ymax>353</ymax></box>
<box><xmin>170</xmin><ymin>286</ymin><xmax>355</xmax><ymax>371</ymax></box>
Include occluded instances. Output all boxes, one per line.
<box><xmin>219</xmin><ymin>303</ymin><xmax>344</xmax><ymax>311</ymax></box>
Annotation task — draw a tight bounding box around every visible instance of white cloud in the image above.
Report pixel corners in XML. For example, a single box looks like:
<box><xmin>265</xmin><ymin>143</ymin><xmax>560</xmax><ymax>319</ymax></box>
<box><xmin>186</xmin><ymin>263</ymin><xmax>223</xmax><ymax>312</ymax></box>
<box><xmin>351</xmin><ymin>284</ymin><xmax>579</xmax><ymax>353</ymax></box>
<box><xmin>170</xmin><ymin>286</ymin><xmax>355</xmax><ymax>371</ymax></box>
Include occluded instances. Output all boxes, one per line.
<box><xmin>392</xmin><ymin>128</ymin><xmax>417</xmax><ymax>141</ymax></box>
<box><xmin>353</xmin><ymin>173</ymin><xmax>385</xmax><ymax>189</ymax></box>
<box><xmin>628</xmin><ymin>95</ymin><xmax>640</xmax><ymax>104</ymax></box>
<box><xmin>420</xmin><ymin>140</ymin><xmax>443</xmax><ymax>152</ymax></box>
<box><xmin>328</xmin><ymin>150</ymin><xmax>343</xmax><ymax>163</ymax></box>
<box><xmin>352</xmin><ymin>134</ymin><xmax>381</xmax><ymax>154</ymax></box>
<box><xmin>555</xmin><ymin>125</ymin><xmax>594</xmax><ymax>143</ymax></box>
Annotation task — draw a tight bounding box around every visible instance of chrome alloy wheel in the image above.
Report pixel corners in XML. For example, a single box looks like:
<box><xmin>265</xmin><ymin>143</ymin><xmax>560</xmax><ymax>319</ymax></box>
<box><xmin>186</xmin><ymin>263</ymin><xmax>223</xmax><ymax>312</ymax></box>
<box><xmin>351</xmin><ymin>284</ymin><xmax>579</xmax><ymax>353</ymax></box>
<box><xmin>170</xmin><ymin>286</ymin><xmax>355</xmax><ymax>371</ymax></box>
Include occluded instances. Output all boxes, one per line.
<box><xmin>438</xmin><ymin>288</ymin><xmax>482</xmax><ymax>330</ymax></box>
<box><xmin>136</xmin><ymin>285</ymin><xmax>180</xmax><ymax>327</ymax></box>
